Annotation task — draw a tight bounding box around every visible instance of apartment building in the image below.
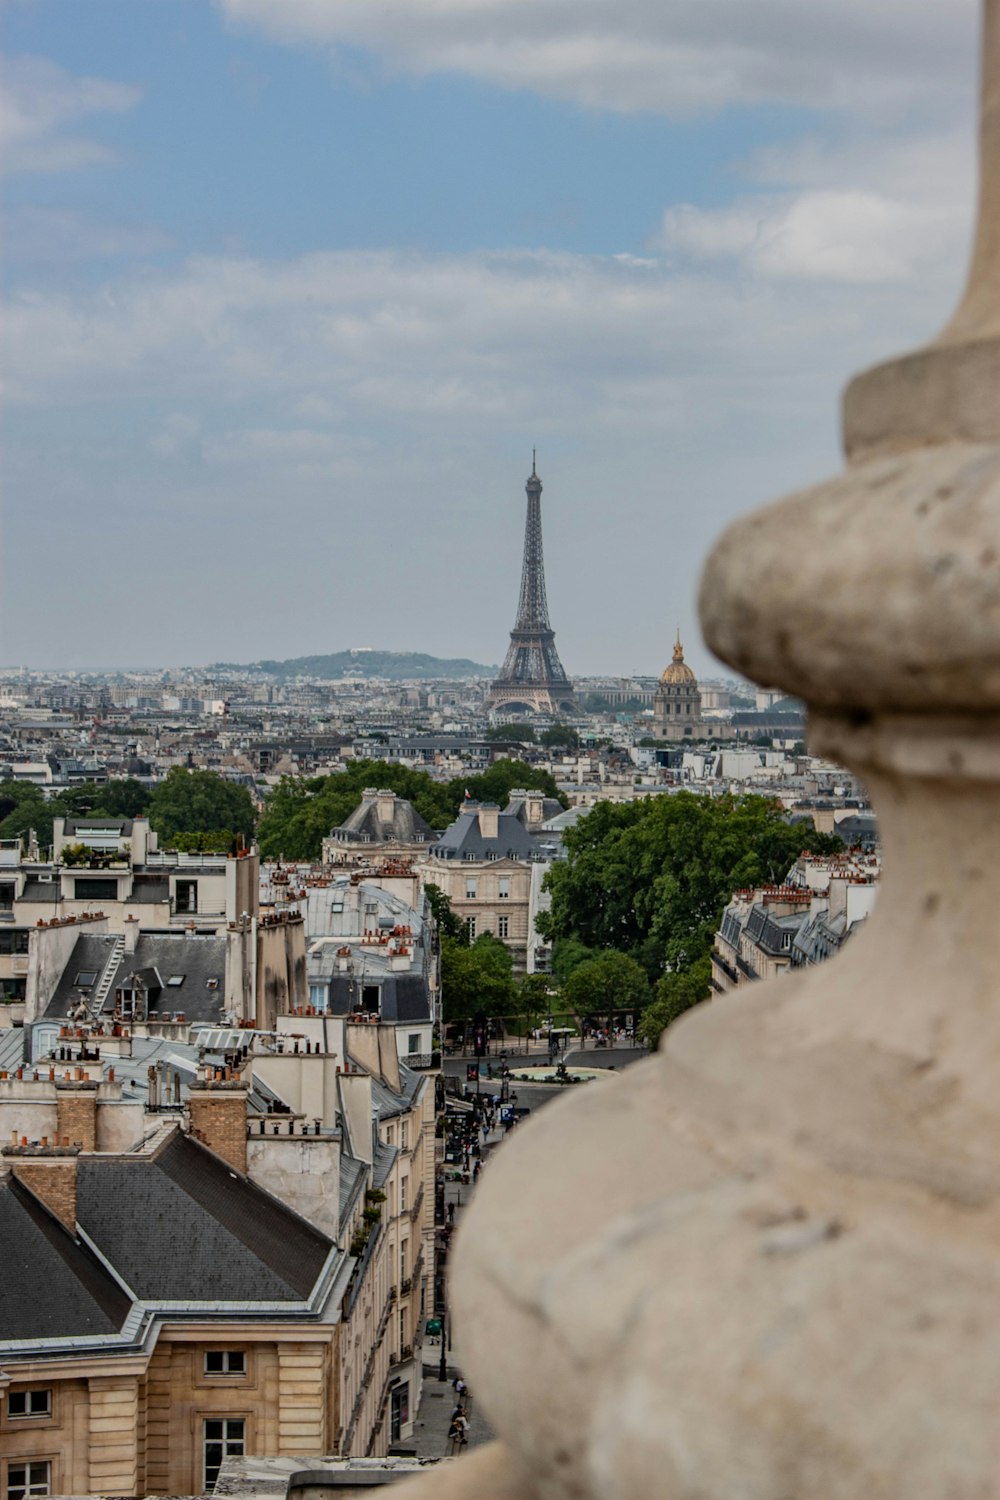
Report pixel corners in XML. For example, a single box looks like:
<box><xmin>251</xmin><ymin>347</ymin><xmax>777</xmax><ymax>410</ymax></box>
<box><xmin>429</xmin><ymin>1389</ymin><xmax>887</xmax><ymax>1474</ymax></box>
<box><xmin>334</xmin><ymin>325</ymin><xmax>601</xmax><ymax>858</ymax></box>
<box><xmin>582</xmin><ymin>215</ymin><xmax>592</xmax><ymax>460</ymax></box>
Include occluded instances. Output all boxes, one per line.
<box><xmin>0</xmin><ymin>1015</ymin><xmax>436</xmax><ymax>1492</ymax></box>
<box><xmin>711</xmin><ymin>852</ymin><xmax>880</xmax><ymax>995</ymax></box>
<box><xmin>418</xmin><ymin>802</ymin><xmax>542</xmax><ymax>974</ymax></box>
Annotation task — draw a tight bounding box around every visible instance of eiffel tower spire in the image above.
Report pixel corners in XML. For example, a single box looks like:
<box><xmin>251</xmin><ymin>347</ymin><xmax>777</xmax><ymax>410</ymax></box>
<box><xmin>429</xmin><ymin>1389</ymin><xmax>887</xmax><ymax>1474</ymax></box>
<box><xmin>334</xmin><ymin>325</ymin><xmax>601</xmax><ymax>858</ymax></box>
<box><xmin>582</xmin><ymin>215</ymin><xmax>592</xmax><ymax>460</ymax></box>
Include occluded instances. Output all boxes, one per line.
<box><xmin>486</xmin><ymin>460</ymin><xmax>577</xmax><ymax>717</ymax></box>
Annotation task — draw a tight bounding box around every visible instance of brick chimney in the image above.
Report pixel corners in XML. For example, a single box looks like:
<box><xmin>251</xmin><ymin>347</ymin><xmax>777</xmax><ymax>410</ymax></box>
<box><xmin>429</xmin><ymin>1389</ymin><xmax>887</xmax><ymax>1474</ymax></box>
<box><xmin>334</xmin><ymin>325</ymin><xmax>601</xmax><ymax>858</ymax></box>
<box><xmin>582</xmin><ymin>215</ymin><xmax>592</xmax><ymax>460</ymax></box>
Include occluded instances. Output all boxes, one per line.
<box><xmin>187</xmin><ymin>1080</ymin><xmax>248</xmax><ymax>1173</ymax></box>
<box><xmin>56</xmin><ymin>1079</ymin><xmax>99</xmax><ymax>1151</ymax></box>
<box><xmin>4</xmin><ymin>1144</ymin><xmax>81</xmax><ymax>1232</ymax></box>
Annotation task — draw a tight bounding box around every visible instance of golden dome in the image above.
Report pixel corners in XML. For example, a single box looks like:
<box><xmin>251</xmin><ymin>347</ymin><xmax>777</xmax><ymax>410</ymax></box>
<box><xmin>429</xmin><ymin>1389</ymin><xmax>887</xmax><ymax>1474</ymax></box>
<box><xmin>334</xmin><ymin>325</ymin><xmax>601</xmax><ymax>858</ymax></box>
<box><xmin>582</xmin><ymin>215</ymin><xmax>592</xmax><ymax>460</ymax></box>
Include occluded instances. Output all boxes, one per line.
<box><xmin>660</xmin><ymin>630</ymin><xmax>697</xmax><ymax>685</ymax></box>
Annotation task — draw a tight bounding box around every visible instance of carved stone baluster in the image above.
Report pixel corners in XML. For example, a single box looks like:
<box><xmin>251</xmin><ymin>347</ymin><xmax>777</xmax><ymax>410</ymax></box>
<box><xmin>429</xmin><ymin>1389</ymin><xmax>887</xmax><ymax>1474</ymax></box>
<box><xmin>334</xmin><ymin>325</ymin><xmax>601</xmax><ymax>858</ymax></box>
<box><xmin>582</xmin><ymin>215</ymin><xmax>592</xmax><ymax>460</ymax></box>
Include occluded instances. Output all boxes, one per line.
<box><xmin>399</xmin><ymin>5</ymin><xmax>1000</xmax><ymax>1495</ymax></box>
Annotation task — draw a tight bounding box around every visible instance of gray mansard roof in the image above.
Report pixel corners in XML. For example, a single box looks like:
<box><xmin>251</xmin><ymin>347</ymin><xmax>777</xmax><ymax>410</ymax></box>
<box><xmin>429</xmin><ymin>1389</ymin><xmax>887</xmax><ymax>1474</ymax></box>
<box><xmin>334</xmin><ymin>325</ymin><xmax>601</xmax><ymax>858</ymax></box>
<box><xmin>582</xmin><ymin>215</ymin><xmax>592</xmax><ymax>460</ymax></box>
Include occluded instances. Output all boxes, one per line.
<box><xmin>323</xmin><ymin>972</ymin><xmax>431</xmax><ymax>1024</ymax></box>
<box><xmin>331</xmin><ymin>791</ymin><xmax>436</xmax><ymax>845</ymax></box>
<box><xmin>42</xmin><ymin>930</ymin><xmax>228</xmax><ymax>1025</ymax></box>
<box><xmin>0</xmin><ymin>1173</ymin><xmax>132</xmax><ymax>1341</ymax></box>
<box><xmin>429</xmin><ymin>806</ymin><xmax>538</xmax><ymax>862</ymax></box>
<box><xmin>77</xmin><ymin>1131</ymin><xmax>332</xmax><ymax>1302</ymax></box>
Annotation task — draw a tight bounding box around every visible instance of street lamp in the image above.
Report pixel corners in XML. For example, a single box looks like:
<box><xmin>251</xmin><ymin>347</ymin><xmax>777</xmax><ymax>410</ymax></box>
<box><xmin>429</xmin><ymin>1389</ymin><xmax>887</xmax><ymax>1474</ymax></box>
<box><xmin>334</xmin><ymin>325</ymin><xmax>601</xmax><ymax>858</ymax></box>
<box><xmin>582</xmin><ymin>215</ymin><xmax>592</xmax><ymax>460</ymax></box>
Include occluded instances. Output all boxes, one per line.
<box><xmin>438</xmin><ymin>1311</ymin><xmax>448</xmax><ymax>1382</ymax></box>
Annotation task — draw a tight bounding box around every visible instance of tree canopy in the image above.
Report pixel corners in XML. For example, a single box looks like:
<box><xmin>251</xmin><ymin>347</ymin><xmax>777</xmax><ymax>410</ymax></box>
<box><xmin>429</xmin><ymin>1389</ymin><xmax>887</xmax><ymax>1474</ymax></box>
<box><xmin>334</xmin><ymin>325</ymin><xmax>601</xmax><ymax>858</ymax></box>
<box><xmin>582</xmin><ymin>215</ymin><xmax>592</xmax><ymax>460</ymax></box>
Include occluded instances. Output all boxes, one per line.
<box><xmin>455</xmin><ymin>759</ymin><xmax>563</xmax><ymax>811</ymax></box>
<box><xmin>147</xmin><ymin>767</ymin><xmax>256</xmax><ymax>846</ymax></box>
<box><xmin>256</xmin><ymin>760</ymin><xmax>455</xmax><ymax>860</ymax></box>
<box><xmin>540</xmin><ymin>724</ymin><xmax>579</xmax><ymax>749</ymax></box>
<box><xmin>257</xmin><ymin>757</ymin><xmax>565</xmax><ymax>861</ymax></box>
<box><xmin>561</xmin><ymin>951</ymin><xmax>649</xmax><ymax>1018</ymax></box>
<box><xmin>638</xmin><ymin>958</ymin><xmax>713</xmax><ymax>1046</ymax></box>
<box><xmin>538</xmin><ymin>792</ymin><xmax>842</xmax><ymax>1041</ymax></box>
<box><xmin>484</xmin><ymin>723</ymin><xmax>536</xmax><ymax>744</ymax></box>
<box><xmin>423</xmin><ymin>882</ymin><xmax>467</xmax><ymax>944</ymax></box>
<box><xmin>0</xmin><ymin>778</ymin><xmax>153</xmax><ymax>849</ymax></box>
<box><xmin>441</xmin><ymin>932</ymin><xmax>518</xmax><ymax>1022</ymax></box>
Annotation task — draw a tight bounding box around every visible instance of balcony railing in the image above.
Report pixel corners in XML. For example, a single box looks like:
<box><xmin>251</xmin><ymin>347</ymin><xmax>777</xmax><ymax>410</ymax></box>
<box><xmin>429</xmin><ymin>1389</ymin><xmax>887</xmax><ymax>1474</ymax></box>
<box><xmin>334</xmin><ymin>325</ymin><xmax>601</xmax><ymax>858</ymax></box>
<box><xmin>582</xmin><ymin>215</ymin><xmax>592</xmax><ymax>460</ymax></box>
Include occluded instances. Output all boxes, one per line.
<box><xmin>712</xmin><ymin>952</ymin><xmax>739</xmax><ymax>984</ymax></box>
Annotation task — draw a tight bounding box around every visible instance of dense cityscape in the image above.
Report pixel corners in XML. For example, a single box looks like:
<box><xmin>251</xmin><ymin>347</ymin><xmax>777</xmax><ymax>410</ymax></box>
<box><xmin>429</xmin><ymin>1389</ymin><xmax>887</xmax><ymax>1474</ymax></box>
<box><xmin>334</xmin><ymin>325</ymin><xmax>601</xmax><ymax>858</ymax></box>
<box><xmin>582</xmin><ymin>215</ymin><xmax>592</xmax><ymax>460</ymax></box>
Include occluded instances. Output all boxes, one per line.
<box><xmin>0</xmin><ymin>462</ymin><xmax>881</xmax><ymax>1485</ymax></box>
<box><xmin>2</xmin><ymin>1</ymin><xmax>992</xmax><ymax>1497</ymax></box>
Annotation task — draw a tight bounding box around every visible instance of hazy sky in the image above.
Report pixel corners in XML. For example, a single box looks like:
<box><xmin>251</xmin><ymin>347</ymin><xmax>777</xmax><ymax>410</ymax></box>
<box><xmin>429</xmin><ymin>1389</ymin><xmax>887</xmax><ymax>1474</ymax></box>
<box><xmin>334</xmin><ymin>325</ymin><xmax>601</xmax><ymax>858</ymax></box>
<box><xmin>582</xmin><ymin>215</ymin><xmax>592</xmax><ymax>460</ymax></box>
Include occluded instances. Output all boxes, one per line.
<box><xmin>0</xmin><ymin>0</ymin><xmax>980</xmax><ymax>674</ymax></box>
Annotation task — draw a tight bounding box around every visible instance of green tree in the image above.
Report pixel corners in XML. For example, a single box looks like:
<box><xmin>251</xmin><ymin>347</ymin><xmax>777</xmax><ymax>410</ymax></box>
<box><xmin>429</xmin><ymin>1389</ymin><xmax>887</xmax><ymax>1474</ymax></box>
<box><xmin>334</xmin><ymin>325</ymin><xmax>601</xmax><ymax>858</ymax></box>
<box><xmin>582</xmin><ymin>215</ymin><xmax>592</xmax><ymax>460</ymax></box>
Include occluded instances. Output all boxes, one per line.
<box><xmin>48</xmin><ymin>779</ymin><xmax>154</xmax><ymax>821</ymax></box>
<box><xmin>257</xmin><ymin>759</ymin><xmax>455</xmax><ymax>860</ymax></box>
<box><xmin>484</xmin><ymin>723</ymin><xmax>536</xmax><ymax>744</ymax></box>
<box><xmin>148</xmin><ymin>767</ymin><xmax>255</xmax><ymax>847</ymax></box>
<box><xmin>562</xmin><ymin>951</ymin><xmax>649</xmax><ymax>1021</ymax></box>
<box><xmin>441</xmin><ymin>933</ymin><xmax>518</xmax><ymax>1022</ymax></box>
<box><xmin>91</xmin><ymin>779</ymin><xmax>152</xmax><ymax>819</ymax></box>
<box><xmin>0</xmin><ymin>782</ymin><xmax>49</xmax><ymax>843</ymax></box>
<box><xmin>540</xmin><ymin>792</ymin><xmax>841</xmax><ymax>976</ymax></box>
<box><xmin>256</xmin><ymin>757</ymin><xmax>567</xmax><ymax>861</ymax></box>
<box><xmin>447</xmin><ymin>758</ymin><xmax>565</xmax><ymax>815</ymax></box>
<box><xmin>504</xmin><ymin>971</ymin><xmax>554</xmax><ymax>1039</ymax></box>
<box><xmin>424</xmin><ymin>883</ymin><xmax>467</xmax><ymax>944</ymax></box>
<box><xmin>639</xmin><ymin>958</ymin><xmax>713</xmax><ymax>1046</ymax></box>
<box><xmin>168</xmin><ymin>829</ymin><xmax>237</xmax><ymax>853</ymax></box>
<box><xmin>540</xmin><ymin>725</ymin><xmax>579</xmax><ymax>749</ymax></box>
<box><xmin>550</xmin><ymin>936</ymin><xmax>598</xmax><ymax>986</ymax></box>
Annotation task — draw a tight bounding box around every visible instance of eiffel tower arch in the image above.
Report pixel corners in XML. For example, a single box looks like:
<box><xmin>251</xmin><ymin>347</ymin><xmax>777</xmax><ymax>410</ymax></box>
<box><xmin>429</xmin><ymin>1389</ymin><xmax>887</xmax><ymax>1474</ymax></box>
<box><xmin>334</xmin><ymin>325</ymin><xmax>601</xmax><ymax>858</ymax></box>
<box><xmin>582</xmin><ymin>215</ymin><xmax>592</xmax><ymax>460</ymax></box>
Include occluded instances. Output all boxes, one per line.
<box><xmin>485</xmin><ymin>460</ymin><xmax>578</xmax><ymax>717</ymax></box>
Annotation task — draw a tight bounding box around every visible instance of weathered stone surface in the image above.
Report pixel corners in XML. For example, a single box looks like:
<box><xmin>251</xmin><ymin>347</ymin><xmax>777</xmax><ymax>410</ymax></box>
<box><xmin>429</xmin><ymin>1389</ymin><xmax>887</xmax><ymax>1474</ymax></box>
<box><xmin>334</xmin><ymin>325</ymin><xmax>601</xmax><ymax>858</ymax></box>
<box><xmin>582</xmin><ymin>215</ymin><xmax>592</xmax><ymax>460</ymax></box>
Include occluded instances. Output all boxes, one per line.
<box><xmin>700</xmin><ymin>443</ymin><xmax>1000</xmax><ymax>713</ymax></box>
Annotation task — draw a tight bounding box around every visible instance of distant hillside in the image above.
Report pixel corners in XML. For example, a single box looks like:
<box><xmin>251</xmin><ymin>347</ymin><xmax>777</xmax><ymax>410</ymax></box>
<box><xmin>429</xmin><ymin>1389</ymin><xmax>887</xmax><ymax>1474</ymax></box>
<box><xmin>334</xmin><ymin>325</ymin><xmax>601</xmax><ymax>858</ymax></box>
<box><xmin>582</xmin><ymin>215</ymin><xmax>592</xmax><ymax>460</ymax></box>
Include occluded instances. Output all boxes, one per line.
<box><xmin>212</xmin><ymin>650</ymin><xmax>497</xmax><ymax>681</ymax></box>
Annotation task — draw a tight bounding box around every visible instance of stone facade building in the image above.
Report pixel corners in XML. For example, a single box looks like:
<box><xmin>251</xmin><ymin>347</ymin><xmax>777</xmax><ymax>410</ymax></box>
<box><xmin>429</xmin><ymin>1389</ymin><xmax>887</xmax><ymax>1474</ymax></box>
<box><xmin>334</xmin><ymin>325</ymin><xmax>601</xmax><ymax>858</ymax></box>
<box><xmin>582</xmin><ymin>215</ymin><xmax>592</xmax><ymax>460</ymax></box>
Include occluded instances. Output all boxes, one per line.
<box><xmin>0</xmin><ymin>1012</ymin><xmax>436</xmax><ymax>1492</ymax></box>
<box><xmin>417</xmin><ymin>802</ymin><xmax>541</xmax><ymax>974</ymax></box>
<box><xmin>652</xmin><ymin>633</ymin><xmax>707</xmax><ymax>741</ymax></box>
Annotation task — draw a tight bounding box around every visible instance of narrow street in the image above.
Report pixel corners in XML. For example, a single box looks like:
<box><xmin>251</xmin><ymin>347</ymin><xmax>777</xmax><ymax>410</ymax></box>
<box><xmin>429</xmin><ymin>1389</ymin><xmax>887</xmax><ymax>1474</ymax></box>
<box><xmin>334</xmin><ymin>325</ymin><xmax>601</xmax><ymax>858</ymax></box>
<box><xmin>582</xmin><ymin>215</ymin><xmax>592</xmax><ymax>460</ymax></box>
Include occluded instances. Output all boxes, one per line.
<box><xmin>399</xmin><ymin>1039</ymin><xmax>647</xmax><ymax>1458</ymax></box>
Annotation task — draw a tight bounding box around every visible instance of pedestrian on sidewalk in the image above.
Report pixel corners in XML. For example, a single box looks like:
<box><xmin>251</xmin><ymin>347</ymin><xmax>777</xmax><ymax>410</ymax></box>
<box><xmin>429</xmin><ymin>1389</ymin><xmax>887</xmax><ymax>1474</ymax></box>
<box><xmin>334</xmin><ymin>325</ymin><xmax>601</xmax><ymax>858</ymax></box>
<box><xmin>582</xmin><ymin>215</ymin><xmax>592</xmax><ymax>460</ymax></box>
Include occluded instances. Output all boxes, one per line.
<box><xmin>447</xmin><ymin>1411</ymin><xmax>469</xmax><ymax>1451</ymax></box>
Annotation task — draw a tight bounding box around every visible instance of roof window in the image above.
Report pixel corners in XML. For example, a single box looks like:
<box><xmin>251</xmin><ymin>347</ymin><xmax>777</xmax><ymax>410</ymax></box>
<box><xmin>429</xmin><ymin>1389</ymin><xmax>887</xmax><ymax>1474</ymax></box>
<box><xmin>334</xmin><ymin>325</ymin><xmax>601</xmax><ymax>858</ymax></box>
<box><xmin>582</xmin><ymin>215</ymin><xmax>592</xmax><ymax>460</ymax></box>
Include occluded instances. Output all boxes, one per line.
<box><xmin>75</xmin><ymin>970</ymin><xmax>98</xmax><ymax>988</ymax></box>
<box><xmin>166</xmin><ymin>975</ymin><xmax>185</xmax><ymax>987</ymax></box>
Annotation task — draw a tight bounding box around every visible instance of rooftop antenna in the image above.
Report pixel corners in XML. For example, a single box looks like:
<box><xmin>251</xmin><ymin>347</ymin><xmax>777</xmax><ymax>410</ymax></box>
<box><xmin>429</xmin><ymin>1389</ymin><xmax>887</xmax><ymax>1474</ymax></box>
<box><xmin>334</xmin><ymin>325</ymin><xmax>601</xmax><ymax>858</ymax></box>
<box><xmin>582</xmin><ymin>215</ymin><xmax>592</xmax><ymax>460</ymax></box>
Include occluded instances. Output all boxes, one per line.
<box><xmin>532</xmin><ymin>448</ymin><xmax>536</xmax><ymax>476</ymax></box>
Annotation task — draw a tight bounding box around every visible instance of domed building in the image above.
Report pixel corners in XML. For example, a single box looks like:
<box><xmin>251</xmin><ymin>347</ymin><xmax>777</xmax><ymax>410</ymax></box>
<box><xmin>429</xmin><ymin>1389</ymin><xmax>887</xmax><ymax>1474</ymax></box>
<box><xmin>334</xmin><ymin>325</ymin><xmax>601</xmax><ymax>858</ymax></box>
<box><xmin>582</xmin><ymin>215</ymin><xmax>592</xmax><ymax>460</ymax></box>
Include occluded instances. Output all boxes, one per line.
<box><xmin>653</xmin><ymin>632</ymin><xmax>706</xmax><ymax>741</ymax></box>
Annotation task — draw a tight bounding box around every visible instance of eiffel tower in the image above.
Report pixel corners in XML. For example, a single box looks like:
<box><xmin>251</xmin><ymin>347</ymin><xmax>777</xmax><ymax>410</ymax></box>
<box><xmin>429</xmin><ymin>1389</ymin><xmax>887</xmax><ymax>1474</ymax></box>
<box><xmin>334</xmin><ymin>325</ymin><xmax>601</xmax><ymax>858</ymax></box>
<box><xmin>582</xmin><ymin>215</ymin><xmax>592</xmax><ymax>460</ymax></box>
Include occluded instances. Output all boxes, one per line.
<box><xmin>485</xmin><ymin>457</ymin><xmax>578</xmax><ymax>717</ymax></box>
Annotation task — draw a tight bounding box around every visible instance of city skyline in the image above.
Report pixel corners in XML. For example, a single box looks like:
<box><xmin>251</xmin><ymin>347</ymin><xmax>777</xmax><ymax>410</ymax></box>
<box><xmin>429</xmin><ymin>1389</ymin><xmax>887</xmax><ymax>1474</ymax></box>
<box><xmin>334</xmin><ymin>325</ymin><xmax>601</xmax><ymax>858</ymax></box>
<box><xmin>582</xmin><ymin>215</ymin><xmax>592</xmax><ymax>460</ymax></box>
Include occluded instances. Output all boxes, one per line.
<box><xmin>1</xmin><ymin>1</ymin><xmax>979</xmax><ymax>674</ymax></box>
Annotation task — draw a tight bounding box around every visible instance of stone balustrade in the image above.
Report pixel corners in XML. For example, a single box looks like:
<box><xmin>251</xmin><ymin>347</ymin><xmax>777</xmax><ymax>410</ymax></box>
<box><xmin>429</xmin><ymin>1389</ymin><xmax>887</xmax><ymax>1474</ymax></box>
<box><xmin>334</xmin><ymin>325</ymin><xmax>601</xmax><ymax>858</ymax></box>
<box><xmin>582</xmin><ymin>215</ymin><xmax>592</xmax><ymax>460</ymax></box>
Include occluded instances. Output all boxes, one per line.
<box><xmin>397</xmin><ymin>4</ymin><xmax>1000</xmax><ymax>1497</ymax></box>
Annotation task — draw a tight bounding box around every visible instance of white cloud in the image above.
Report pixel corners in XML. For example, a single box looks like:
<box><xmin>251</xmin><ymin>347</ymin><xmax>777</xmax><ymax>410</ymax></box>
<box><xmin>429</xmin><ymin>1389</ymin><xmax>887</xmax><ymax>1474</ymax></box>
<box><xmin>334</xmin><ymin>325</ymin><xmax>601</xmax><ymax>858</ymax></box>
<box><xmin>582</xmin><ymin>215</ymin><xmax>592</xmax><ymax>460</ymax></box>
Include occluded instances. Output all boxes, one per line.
<box><xmin>1</xmin><ymin>0</ymin><xmax>983</xmax><ymax>670</ymax></box>
<box><xmin>656</xmin><ymin>126</ymin><xmax>973</xmax><ymax>285</ymax></box>
<box><xmin>659</xmin><ymin>186</ymin><xmax>962</xmax><ymax>283</ymax></box>
<box><xmin>0</xmin><ymin>53</ymin><xmax>139</xmax><ymax>175</ymax></box>
<box><xmin>0</xmin><ymin>232</ymin><xmax>973</xmax><ymax>670</ymax></box>
<box><xmin>1</xmin><ymin>237</ymin><xmax>968</xmax><ymax>428</ymax></box>
<box><xmin>217</xmin><ymin>0</ymin><xmax>977</xmax><ymax>121</ymax></box>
